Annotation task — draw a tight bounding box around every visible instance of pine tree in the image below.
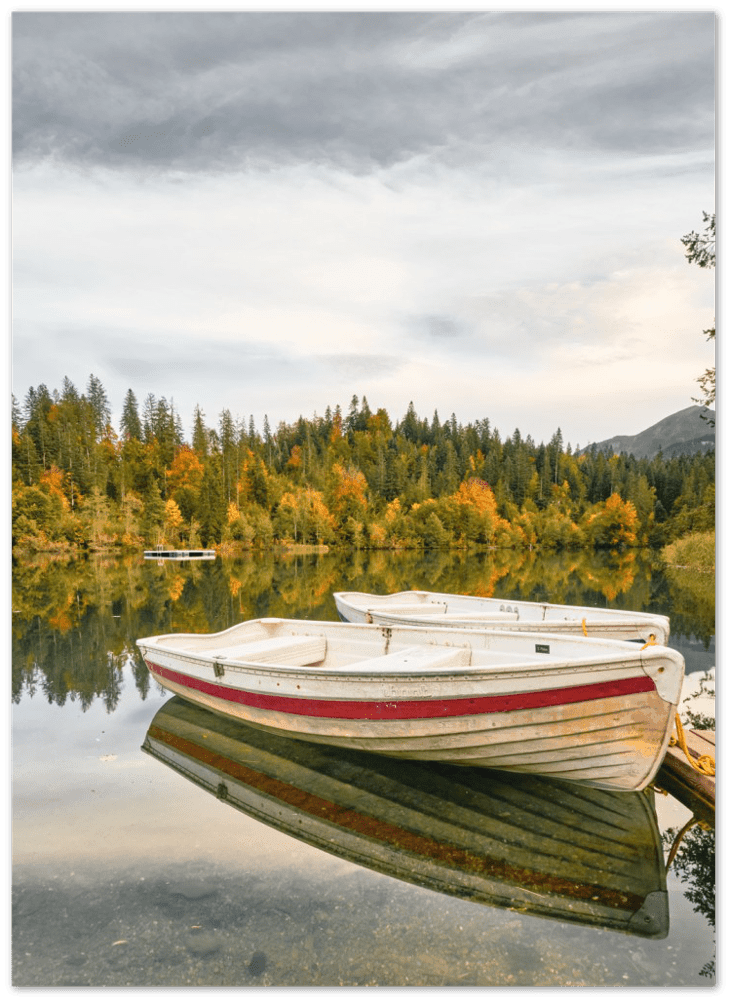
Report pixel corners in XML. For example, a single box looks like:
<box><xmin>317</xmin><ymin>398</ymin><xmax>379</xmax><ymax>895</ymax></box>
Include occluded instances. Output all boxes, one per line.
<box><xmin>197</xmin><ymin>455</ymin><xmax>226</xmax><ymax>545</ymax></box>
<box><xmin>120</xmin><ymin>389</ymin><xmax>142</xmax><ymax>440</ymax></box>
<box><xmin>142</xmin><ymin>394</ymin><xmax>157</xmax><ymax>444</ymax></box>
<box><xmin>192</xmin><ymin>405</ymin><xmax>208</xmax><ymax>457</ymax></box>
<box><xmin>141</xmin><ymin>478</ymin><xmax>166</xmax><ymax>544</ymax></box>
<box><xmin>87</xmin><ymin>374</ymin><xmax>111</xmax><ymax>437</ymax></box>
<box><xmin>219</xmin><ymin>408</ymin><xmax>237</xmax><ymax>502</ymax></box>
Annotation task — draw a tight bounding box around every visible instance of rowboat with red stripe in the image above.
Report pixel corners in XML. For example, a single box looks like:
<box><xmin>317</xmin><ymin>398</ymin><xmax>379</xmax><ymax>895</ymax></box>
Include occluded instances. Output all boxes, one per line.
<box><xmin>137</xmin><ymin>616</ymin><xmax>683</xmax><ymax>791</ymax></box>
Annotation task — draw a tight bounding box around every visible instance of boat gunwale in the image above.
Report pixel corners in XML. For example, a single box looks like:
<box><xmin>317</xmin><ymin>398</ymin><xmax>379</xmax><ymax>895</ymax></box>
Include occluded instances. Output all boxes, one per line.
<box><xmin>139</xmin><ymin>646</ymin><xmax>671</xmax><ymax>685</ymax></box>
<box><xmin>136</xmin><ymin>619</ymin><xmax>683</xmax><ymax>689</ymax></box>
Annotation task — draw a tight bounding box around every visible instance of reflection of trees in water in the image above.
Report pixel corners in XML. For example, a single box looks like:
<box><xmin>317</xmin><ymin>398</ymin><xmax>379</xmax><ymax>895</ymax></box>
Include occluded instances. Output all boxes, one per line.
<box><xmin>659</xmin><ymin>568</ymin><xmax>715</xmax><ymax>648</ymax></box>
<box><xmin>11</xmin><ymin>547</ymin><xmax>715</xmax><ymax>710</ymax></box>
<box><xmin>662</xmin><ymin>823</ymin><xmax>715</xmax><ymax>979</ymax></box>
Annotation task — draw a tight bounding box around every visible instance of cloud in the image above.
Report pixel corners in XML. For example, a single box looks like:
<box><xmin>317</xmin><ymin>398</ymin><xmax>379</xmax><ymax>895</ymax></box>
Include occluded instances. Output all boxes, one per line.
<box><xmin>317</xmin><ymin>353</ymin><xmax>404</xmax><ymax>379</ymax></box>
<box><xmin>411</xmin><ymin>315</ymin><xmax>469</xmax><ymax>341</ymax></box>
<box><xmin>12</xmin><ymin>11</ymin><xmax>715</xmax><ymax>174</ymax></box>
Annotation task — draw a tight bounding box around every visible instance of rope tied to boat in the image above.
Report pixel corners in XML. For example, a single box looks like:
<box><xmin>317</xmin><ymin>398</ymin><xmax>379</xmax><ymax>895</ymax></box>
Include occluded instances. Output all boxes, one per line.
<box><xmin>669</xmin><ymin>714</ymin><xmax>715</xmax><ymax>776</ymax></box>
<box><xmin>581</xmin><ymin>618</ymin><xmax>588</xmax><ymax>637</ymax></box>
<box><xmin>640</xmin><ymin>633</ymin><xmax>658</xmax><ymax>649</ymax></box>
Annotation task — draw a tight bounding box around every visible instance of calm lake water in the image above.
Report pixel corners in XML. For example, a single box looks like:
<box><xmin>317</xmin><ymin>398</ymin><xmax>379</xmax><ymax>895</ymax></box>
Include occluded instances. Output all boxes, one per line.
<box><xmin>12</xmin><ymin>548</ymin><xmax>715</xmax><ymax>987</ymax></box>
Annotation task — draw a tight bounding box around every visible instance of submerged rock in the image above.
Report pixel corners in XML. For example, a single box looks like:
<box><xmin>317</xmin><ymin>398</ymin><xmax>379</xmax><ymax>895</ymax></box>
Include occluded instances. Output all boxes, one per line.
<box><xmin>166</xmin><ymin>880</ymin><xmax>217</xmax><ymax>901</ymax></box>
<box><xmin>185</xmin><ymin>932</ymin><xmax>222</xmax><ymax>957</ymax></box>
<box><xmin>248</xmin><ymin>951</ymin><xmax>267</xmax><ymax>976</ymax></box>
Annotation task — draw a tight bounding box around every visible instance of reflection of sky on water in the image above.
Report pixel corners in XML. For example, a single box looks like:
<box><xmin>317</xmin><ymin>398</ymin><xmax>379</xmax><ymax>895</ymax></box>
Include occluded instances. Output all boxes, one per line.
<box><xmin>669</xmin><ymin>634</ymin><xmax>715</xmax><ymax>674</ymax></box>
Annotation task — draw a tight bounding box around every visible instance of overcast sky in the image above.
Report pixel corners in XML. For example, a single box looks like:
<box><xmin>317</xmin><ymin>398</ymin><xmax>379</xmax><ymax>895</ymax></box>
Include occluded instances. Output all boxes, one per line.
<box><xmin>11</xmin><ymin>10</ymin><xmax>716</xmax><ymax>449</ymax></box>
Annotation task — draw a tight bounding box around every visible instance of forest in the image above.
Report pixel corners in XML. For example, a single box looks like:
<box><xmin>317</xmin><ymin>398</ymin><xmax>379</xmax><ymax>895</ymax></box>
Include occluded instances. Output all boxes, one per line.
<box><xmin>11</xmin><ymin>375</ymin><xmax>715</xmax><ymax>557</ymax></box>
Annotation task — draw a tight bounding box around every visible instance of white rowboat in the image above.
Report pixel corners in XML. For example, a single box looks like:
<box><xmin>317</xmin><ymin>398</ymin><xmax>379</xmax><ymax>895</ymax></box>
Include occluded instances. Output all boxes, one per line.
<box><xmin>137</xmin><ymin>617</ymin><xmax>684</xmax><ymax>791</ymax></box>
<box><xmin>334</xmin><ymin>590</ymin><xmax>670</xmax><ymax>645</ymax></box>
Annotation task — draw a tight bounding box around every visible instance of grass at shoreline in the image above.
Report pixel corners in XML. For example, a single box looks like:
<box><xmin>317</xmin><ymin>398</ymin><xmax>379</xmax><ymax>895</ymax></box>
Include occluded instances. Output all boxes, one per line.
<box><xmin>662</xmin><ymin>530</ymin><xmax>715</xmax><ymax>573</ymax></box>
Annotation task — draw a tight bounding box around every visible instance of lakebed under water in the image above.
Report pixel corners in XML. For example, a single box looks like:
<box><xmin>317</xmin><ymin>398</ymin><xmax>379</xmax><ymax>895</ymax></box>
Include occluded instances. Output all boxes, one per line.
<box><xmin>11</xmin><ymin>548</ymin><xmax>715</xmax><ymax>987</ymax></box>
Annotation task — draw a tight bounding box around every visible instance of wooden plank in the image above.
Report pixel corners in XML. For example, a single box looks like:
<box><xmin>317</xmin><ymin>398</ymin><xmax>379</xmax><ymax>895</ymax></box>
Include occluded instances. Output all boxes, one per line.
<box><xmin>657</xmin><ymin>729</ymin><xmax>715</xmax><ymax>824</ymax></box>
<box><xmin>697</xmin><ymin>729</ymin><xmax>715</xmax><ymax>747</ymax></box>
<box><xmin>220</xmin><ymin>635</ymin><xmax>328</xmax><ymax>666</ymax></box>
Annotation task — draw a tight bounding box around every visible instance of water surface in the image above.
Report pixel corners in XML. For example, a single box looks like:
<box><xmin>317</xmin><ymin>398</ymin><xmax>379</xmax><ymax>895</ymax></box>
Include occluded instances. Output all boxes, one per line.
<box><xmin>12</xmin><ymin>549</ymin><xmax>715</xmax><ymax>986</ymax></box>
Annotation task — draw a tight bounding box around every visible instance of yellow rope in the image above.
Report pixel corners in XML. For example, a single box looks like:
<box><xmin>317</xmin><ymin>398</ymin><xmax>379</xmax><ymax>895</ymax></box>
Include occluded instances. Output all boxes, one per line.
<box><xmin>649</xmin><ymin>784</ymin><xmax>669</xmax><ymax>796</ymax></box>
<box><xmin>641</xmin><ymin>633</ymin><xmax>657</xmax><ymax>649</ymax></box>
<box><xmin>669</xmin><ymin>714</ymin><xmax>715</xmax><ymax>776</ymax></box>
<box><xmin>581</xmin><ymin>618</ymin><xmax>588</xmax><ymax>637</ymax></box>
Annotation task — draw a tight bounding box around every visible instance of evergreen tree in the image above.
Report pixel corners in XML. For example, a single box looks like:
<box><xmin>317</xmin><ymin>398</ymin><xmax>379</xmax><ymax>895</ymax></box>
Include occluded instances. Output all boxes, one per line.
<box><xmin>197</xmin><ymin>455</ymin><xmax>226</xmax><ymax>545</ymax></box>
<box><xmin>87</xmin><ymin>374</ymin><xmax>111</xmax><ymax>437</ymax></box>
<box><xmin>120</xmin><ymin>389</ymin><xmax>142</xmax><ymax>440</ymax></box>
<box><xmin>401</xmin><ymin>401</ymin><xmax>419</xmax><ymax>442</ymax></box>
<box><xmin>142</xmin><ymin>394</ymin><xmax>157</xmax><ymax>444</ymax></box>
<box><xmin>263</xmin><ymin>414</ymin><xmax>272</xmax><ymax>465</ymax></box>
<box><xmin>219</xmin><ymin>408</ymin><xmax>237</xmax><ymax>502</ymax></box>
<box><xmin>24</xmin><ymin>384</ymin><xmax>53</xmax><ymax>469</ymax></box>
<box><xmin>141</xmin><ymin>478</ymin><xmax>165</xmax><ymax>544</ymax></box>
<box><xmin>192</xmin><ymin>405</ymin><xmax>209</xmax><ymax>456</ymax></box>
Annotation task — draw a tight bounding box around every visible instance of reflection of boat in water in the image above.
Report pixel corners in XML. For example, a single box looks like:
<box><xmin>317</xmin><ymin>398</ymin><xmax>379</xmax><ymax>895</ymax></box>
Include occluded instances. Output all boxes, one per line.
<box><xmin>142</xmin><ymin>697</ymin><xmax>669</xmax><ymax>939</ymax></box>
<box><xmin>137</xmin><ymin>617</ymin><xmax>683</xmax><ymax>791</ymax></box>
<box><xmin>143</xmin><ymin>548</ymin><xmax>216</xmax><ymax>561</ymax></box>
<box><xmin>334</xmin><ymin>590</ymin><xmax>671</xmax><ymax>645</ymax></box>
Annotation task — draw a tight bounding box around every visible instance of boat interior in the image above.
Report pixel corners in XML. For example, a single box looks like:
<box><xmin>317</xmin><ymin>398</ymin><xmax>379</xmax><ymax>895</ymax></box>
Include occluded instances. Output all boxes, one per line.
<box><xmin>144</xmin><ymin>619</ymin><xmax>648</xmax><ymax>673</ymax></box>
<box><xmin>341</xmin><ymin>591</ymin><xmax>668</xmax><ymax>629</ymax></box>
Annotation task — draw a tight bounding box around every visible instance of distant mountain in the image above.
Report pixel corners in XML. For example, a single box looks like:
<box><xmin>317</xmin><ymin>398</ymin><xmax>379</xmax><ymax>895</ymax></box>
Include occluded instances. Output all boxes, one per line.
<box><xmin>585</xmin><ymin>406</ymin><xmax>715</xmax><ymax>460</ymax></box>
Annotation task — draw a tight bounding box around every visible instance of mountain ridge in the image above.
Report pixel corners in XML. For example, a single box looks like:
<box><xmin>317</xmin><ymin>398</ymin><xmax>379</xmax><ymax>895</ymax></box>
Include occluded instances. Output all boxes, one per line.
<box><xmin>585</xmin><ymin>405</ymin><xmax>715</xmax><ymax>460</ymax></box>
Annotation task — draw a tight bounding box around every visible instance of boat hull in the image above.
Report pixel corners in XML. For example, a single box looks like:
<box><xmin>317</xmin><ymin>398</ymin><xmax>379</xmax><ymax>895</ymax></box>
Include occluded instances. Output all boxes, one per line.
<box><xmin>138</xmin><ymin>619</ymin><xmax>682</xmax><ymax>792</ymax></box>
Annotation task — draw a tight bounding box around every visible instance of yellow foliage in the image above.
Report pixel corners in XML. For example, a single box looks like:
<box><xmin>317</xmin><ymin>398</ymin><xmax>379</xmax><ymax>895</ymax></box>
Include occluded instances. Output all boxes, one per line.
<box><xmin>454</xmin><ymin>478</ymin><xmax>498</xmax><ymax>517</ymax></box>
<box><xmin>166</xmin><ymin>446</ymin><xmax>204</xmax><ymax>493</ymax></box>
<box><xmin>164</xmin><ymin>498</ymin><xmax>184</xmax><ymax>531</ymax></box>
<box><xmin>385</xmin><ymin>498</ymin><xmax>401</xmax><ymax>523</ymax></box>
<box><xmin>369</xmin><ymin>523</ymin><xmax>387</xmax><ymax>548</ymax></box>
<box><xmin>330</xmin><ymin>411</ymin><xmax>343</xmax><ymax>443</ymax></box>
<box><xmin>39</xmin><ymin>466</ymin><xmax>69</xmax><ymax>508</ymax></box>
<box><xmin>329</xmin><ymin>463</ymin><xmax>368</xmax><ymax>520</ymax></box>
<box><xmin>227</xmin><ymin>501</ymin><xmax>240</xmax><ymax>524</ymax></box>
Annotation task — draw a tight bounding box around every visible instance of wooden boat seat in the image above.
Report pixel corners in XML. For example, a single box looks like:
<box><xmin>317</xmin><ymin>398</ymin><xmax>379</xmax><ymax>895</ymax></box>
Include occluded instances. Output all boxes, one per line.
<box><xmin>371</xmin><ymin>605</ymin><xmax>519</xmax><ymax>621</ymax></box>
<box><xmin>335</xmin><ymin>644</ymin><xmax>472</xmax><ymax>673</ymax></box>
<box><xmin>438</xmin><ymin>611</ymin><xmax>519</xmax><ymax>620</ymax></box>
<box><xmin>215</xmin><ymin>635</ymin><xmax>327</xmax><ymax>666</ymax></box>
<box><xmin>369</xmin><ymin>603</ymin><xmax>448</xmax><ymax>614</ymax></box>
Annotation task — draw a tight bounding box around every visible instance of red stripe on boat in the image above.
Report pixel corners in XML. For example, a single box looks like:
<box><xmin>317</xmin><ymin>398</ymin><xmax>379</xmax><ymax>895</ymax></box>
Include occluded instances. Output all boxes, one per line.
<box><xmin>145</xmin><ymin>660</ymin><xmax>655</xmax><ymax>720</ymax></box>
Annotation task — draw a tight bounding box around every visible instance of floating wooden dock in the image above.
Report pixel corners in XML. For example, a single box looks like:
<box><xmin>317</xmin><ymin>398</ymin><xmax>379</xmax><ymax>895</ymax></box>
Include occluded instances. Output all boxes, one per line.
<box><xmin>143</xmin><ymin>549</ymin><xmax>216</xmax><ymax>561</ymax></box>
<box><xmin>657</xmin><ymin>728</ymin><xmax>715</xmax><ymax>825</ymax></box>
